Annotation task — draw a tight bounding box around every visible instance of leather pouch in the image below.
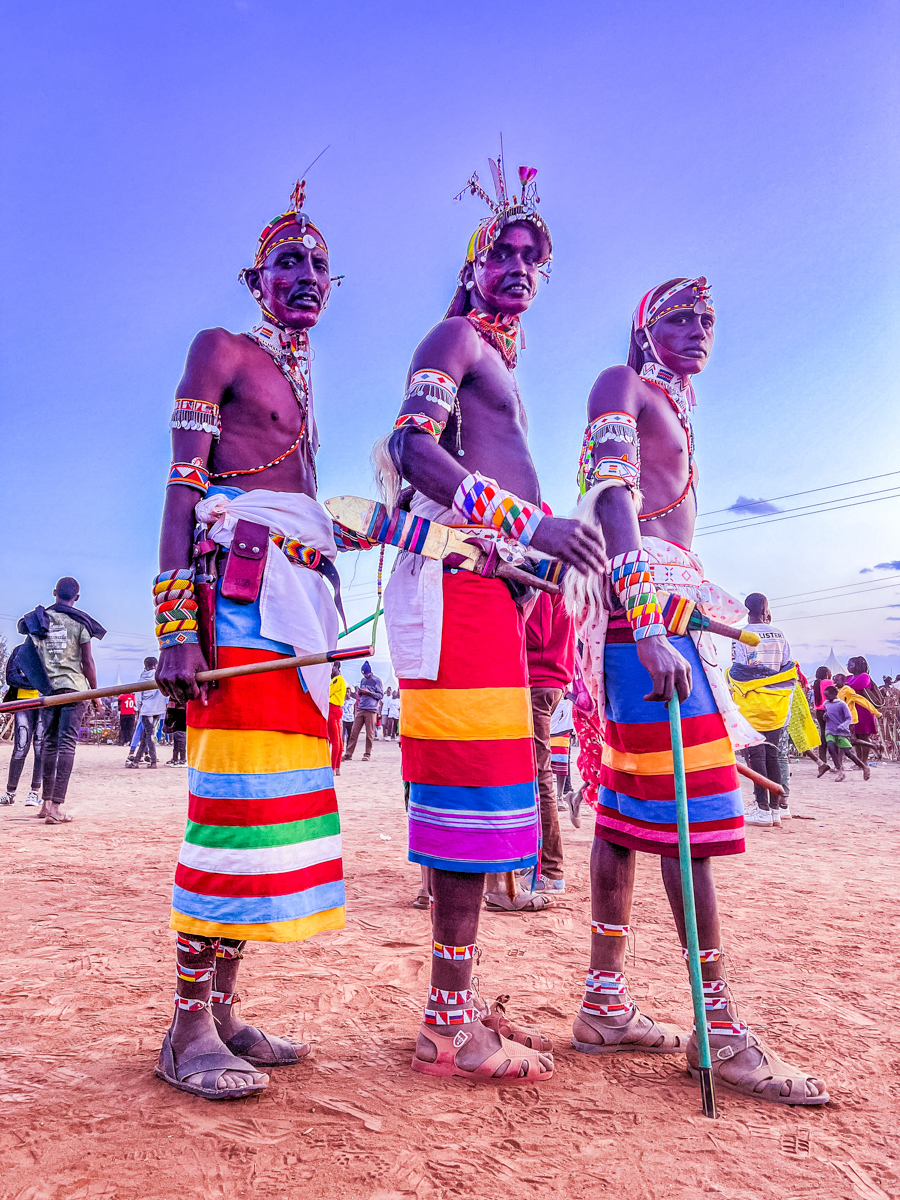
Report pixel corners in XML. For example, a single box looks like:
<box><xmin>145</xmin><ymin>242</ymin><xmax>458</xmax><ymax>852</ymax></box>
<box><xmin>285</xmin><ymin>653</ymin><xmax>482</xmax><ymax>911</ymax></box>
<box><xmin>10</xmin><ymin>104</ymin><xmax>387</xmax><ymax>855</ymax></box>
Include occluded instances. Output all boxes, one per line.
<box><xmin>220</xmin><ymin>519</ymin><xmax>269</xmax><ymax>604</ymax></box>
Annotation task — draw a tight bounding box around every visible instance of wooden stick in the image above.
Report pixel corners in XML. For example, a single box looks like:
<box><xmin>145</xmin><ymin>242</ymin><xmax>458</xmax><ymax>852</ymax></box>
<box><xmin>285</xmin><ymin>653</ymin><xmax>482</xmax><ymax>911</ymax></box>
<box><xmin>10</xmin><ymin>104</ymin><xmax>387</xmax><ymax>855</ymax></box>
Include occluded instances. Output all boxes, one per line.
<box><xmin>735</xmin><ymin>761</ymin><xmax>785</xmax><ymax>797</ymax></box>
<box><xmin>668</xmin><ymin>694</ymin><xmax>718</xmax><ymax>1119</ymax></box>
<box><xmin>0</xmin><ymin>644</ymin><xmax>375</xmax><ymax>714</ymax></box>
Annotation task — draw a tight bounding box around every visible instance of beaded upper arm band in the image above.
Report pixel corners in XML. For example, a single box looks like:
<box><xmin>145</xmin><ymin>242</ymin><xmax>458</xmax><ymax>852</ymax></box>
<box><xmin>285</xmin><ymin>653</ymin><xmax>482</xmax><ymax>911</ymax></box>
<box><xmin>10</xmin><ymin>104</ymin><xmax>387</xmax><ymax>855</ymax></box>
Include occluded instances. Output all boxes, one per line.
<box><xmin>578</xmin><ymin>411</ymin><xmax>640</xmax><ymax>494</ymax></box>
<box><xmin>171</xmin><ymin>397</ymin><xmax>221</xmax><ymax>439</ymax></box>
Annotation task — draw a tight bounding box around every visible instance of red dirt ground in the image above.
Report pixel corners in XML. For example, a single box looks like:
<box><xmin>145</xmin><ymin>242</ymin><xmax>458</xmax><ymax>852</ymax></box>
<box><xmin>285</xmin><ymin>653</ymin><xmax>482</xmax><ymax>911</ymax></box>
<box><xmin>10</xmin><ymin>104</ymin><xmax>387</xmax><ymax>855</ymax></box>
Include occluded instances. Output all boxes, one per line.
<box><xmin>0</xmin><ymin>739</ymin><xmax>898</xmax><ymax>1200</ymax></box>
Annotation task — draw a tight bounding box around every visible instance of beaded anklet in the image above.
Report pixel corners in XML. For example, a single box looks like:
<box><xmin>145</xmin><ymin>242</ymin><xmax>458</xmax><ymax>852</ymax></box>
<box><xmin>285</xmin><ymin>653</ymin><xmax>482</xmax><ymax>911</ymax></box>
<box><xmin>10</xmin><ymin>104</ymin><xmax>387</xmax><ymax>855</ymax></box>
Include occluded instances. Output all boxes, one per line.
<box><xmin>432</xmin><ymin>941</ymin><xmax>479</xmax><ymax>961</ymax></box>
<box><xmin>591</xmin><ymin>921</ymin><xmax>630</xmax><ymax>937</ymax></box>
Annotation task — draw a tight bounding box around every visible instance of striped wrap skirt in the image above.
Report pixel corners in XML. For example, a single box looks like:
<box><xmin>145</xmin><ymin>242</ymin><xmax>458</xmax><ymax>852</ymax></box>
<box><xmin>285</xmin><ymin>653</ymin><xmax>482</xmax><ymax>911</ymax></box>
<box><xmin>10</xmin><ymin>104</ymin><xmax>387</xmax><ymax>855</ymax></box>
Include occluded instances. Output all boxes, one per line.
<box><xmin>170</xmin><ymin>585</ymin><xmax>346</xmax><ymax>942</ymax></box>
<box><xmin>593</xmin><ymin>614</ymin><xmax>745</xmax><ymax>858</ymax></box>
<box><xmin>400</xmin><ymin>570</ymin><xmax>540</xmax><ymax>873</ymax></box>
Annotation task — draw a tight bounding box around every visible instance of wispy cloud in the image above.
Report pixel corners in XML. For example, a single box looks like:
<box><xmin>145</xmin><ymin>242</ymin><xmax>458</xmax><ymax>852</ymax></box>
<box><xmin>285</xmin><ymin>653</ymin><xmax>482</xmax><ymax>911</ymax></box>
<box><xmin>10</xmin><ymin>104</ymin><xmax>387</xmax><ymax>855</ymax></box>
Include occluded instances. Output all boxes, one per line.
<box><xmin>728</xmin><ymin>495</ymin><xmax>783</xmax><ymax>517</ymax></box>
<box><xmin>860</xmin><ymin>560</ymin><xmax>900</xmax><ymax>574</ymax></box>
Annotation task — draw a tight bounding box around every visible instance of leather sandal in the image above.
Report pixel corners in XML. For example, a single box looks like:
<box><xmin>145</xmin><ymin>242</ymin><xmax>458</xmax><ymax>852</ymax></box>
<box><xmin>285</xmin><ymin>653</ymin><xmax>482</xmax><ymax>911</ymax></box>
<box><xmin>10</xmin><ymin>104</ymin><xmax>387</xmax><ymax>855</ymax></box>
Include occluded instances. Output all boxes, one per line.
<box><xmin>411</xmin><ymin>1023</ymin><xmax>553</xmax><ymax>1083</ymax></box>
<box><xmin>154</xmin><ymin>1031</ymin><xmax>268</xmax><ymax>1100</ymax></box>
<box><xmin>572</xmin><ymin>1005</ymin><xmax>687</xmax><ymax>1055</ymax></box>
<box><xmin>222</xmin><ymin>1025</ymin><xmax>310</xmax><ymax>1068</ymax></box>
<box><xmin>478</xmin><ymin>992</ymin><xmax>552</xmax><ymax>1052</ymax></box>
<box><xmin>483</xmin><ymin>891</ymin><xmax>552</xmax><ymax>914</ymax></box>
<box><xmin>688</xmin><ymin>1031</ymin><xmax>829</xmax><ymax>1105</ymax></box>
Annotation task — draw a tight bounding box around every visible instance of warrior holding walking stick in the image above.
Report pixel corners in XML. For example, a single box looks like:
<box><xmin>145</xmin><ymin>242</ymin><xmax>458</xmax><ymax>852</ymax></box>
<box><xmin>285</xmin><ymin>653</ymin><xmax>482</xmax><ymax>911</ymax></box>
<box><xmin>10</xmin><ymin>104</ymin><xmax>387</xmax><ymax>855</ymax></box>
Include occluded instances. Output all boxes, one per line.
<box><xmin>566</xmin><ymin>277</ymin><xmax>829</xmax><ymax>1106</ymax></box>
<box><xmin>150</xmin><ymin>179</ymin><xmax>348</xmax><ymax>1100</ymax></box>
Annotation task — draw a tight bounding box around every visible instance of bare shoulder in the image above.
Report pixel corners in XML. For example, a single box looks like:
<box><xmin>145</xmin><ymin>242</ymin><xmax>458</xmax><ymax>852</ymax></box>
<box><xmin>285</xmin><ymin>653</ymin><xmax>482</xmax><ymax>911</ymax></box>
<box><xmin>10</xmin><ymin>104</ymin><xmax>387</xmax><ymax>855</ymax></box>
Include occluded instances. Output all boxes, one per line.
<box><xmin>177</xmin><ymin>327</ymin><xmax>249</xmax><ymax>397</ymax></box>
<box><xmin>587</xmin><ymin>364</ymin><xmax>644</xmax><ymax>421</ymax></box>
<box><xmin>186</xmin><ymin>327</ymin><xmax>249</xmax><ymax>368</ymax></box>
<box><xmin>409</xmin><ymin>315</ymin><xmax>481</xmax><ymax>384</ymax></box>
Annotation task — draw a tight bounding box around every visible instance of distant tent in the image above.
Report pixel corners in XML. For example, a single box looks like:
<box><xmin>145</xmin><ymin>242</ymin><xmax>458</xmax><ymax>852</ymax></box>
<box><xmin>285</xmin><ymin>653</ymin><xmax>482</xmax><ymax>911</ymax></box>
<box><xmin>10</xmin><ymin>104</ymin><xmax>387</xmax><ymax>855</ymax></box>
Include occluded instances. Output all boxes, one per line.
<box><xmin>823</xmin><ymin>648</ymin><xmax>846</xmax><ymax>675</ymax></box>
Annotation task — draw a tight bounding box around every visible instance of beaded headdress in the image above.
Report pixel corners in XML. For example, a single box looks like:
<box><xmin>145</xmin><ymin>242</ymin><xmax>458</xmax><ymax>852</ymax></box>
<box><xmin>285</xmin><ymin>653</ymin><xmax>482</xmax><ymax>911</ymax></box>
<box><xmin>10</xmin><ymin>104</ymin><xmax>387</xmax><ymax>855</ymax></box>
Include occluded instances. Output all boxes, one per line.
<box><xmin>633</xmin><ymin>277</ymin><xmax>714</xmax><ymax>333</ymax></box>
<box><xmin>238</xmin><ymin>178</ymin><xmax>328</xmax><ymax>287</ymax></box>
<box><xmin>454</xmin><ymin>148</ymin><xmax>552</xmax><ymax>267</ymax></box>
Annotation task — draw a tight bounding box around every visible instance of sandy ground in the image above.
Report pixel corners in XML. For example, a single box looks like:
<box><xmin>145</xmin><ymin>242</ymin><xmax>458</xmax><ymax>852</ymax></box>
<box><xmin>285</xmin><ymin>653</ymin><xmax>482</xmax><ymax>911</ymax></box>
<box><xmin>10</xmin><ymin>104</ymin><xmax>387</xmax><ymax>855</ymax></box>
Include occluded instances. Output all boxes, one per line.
<box><xmin>0</xmin><ymin>737</ymin><xmax>898</xmax><ymax>1200</ymax></box>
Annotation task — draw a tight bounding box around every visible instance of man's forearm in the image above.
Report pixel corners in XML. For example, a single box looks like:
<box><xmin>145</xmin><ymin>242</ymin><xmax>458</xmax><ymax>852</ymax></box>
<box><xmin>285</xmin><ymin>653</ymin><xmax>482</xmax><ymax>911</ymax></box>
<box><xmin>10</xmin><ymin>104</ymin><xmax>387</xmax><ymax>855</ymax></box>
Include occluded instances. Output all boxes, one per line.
<box><xmin>396</xmin><ymin>431</ymin><xmax>470</xmax><ymax>509</ymax></box>
<box><xmin>593</xmin><ymin>486</ymin><xmax>642</xmax><ymax>557</ymax></box>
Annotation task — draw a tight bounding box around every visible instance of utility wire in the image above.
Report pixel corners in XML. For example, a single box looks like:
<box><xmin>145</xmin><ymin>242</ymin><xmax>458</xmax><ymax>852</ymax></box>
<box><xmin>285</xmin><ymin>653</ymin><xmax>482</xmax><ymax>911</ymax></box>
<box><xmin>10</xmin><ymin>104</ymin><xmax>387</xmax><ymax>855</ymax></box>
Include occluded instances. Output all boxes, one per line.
<box><xmin>696</xmin><ymin>470</ymin><xmax>900</xmax><ymax>519</ymax></box>
<box><xmin>696</xmin><ymin>484</ymin><xmax>900</xmax><ymax>532</ymax></box>
<box><xmin>777</xmin><ymin>603</ymin><xmax>900</xmax><ymax>622</ymax></box>
<box><xmin>774</xmin><ymin>580</ymin><xmax>900</xmax><ymax>606</ymax></box>
<box><xmin>694</xmin><ymin>491</ymin><xmax>900</xmax><ymax>536</ymax></box>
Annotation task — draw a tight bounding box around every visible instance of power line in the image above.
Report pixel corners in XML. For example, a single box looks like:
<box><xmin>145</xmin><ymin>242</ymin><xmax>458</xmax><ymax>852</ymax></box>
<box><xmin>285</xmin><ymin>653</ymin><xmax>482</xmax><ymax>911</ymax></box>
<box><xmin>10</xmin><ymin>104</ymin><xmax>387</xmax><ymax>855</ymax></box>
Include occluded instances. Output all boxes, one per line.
<box><xmin>696</xmin><ymin>470</ymin><xmax>900</xmax><ymax>519</ymax></box>
<box><xmin>777</xmin><ymin>604</ymin><xmax>897</xmax><ymax>624</ymax></box>
<box><xmin>696</xmin><ymin>485</ymin><xmax>900</xmax><ymax>532</ymax></box>
<box><xmin>774</xmin><ymin>580</ymin><xmax>900</xmax><ymax>606</ymax></box>
<box><xmin>694</xmin><ymin>491</ymin><xmax>900</xmax><ymax>537</ymax></box>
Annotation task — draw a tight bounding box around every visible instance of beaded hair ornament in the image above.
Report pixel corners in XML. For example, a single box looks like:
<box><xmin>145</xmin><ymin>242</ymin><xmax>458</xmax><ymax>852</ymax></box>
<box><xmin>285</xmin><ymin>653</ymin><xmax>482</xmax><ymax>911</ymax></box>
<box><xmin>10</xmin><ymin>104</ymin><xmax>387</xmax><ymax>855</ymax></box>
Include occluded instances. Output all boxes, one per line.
<box><xmin>453</xmin><ymin>147</ymin><xmax>553</xmax><ymax>273</ymax></box>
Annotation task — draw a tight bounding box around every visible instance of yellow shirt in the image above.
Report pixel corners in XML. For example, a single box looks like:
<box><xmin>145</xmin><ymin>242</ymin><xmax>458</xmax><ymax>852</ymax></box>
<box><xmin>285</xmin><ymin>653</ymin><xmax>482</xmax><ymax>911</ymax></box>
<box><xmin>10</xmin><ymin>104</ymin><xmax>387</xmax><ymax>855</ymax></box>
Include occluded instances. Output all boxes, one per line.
<box><xmin>329</xmin><ymin>674</ymin><xmax>347</xmax><ymax>708</ymax></box>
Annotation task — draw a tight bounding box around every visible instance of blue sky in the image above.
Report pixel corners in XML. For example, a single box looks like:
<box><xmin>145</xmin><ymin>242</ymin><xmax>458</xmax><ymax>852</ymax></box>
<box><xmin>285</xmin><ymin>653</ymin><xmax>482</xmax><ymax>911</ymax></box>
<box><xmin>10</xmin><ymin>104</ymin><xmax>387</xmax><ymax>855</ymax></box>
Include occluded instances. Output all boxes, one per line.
<box><xmin>2</xmin><ymin>0</ymin><xmax>898</xmax><ymax>684</ymax></box>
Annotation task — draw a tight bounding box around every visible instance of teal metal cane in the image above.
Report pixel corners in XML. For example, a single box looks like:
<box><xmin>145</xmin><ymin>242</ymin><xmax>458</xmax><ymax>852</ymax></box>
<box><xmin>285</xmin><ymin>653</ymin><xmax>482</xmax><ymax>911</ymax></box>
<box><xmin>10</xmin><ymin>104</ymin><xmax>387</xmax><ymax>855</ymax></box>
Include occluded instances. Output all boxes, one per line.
<box><xmin>667</xmin><ymin>693</ymin><xmax>718</xmax><ymax>1118</ymax></box>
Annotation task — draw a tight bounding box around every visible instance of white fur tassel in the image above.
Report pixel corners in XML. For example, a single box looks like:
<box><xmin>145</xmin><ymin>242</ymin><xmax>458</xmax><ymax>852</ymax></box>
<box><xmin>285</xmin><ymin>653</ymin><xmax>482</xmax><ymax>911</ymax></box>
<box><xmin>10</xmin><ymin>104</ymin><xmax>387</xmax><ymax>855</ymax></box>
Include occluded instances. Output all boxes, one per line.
<box><xmin>371</xmin><ymin>434</ymin><xmax>402</xmax><ymax>511</ymax></box>
<box><xmin>563</xmin><ymin>480</ymin><xmax>641</xmax><ymax>623</ymax></box>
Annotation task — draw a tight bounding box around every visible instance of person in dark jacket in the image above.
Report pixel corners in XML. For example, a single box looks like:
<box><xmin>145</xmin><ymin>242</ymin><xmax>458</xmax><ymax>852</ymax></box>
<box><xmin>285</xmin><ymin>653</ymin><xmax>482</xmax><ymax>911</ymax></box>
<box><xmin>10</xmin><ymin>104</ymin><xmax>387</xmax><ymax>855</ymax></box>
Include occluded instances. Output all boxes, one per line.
<box><xmin>1</xmin><ymin>641</ymin><xmax>53</xmax><ymax>808</ymax></box>
<box><xmin>344</xmin><ymin>662</ymin><xmax>383</xmax><ymax>761</ymax></box>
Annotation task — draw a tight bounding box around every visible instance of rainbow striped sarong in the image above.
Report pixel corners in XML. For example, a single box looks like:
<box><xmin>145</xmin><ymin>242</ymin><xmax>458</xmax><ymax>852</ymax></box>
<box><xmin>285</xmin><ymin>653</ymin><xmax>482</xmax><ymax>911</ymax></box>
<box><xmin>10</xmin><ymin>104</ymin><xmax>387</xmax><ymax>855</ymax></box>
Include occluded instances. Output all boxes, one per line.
<box><xmin>170</xmin><ymin>585</ymin><xmax>345</xmax><ymax>942</ymax></box>
<box><xmin>400</xmin><ymin>570</ymin><xmax>539</xmax><ymax>873</ymax></box>
<box><xmin>595</xmin><ymin>614</ymin><xmax>744</xmax><ymax>858</ymax></box>
<box><xmin>550</xmin><ymin>733</ymin><xmax>571</xmax><ymax>776</ymax></box>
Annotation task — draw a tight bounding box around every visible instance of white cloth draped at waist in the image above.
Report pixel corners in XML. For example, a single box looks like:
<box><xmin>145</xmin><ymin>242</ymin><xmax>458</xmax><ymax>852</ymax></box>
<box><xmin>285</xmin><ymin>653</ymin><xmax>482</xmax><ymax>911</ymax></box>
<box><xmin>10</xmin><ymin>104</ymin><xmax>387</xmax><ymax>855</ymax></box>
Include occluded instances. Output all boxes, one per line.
<box><xmin>194</xmin><ymin>489</ymin><xmax>339</xmax><ymax>718</ymax></box>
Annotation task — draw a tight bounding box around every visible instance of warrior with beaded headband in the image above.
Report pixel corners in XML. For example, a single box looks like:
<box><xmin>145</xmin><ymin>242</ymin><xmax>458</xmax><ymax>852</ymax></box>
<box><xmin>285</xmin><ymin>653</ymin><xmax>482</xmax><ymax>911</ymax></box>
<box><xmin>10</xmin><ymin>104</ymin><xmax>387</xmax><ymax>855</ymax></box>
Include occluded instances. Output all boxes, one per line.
<box><xmin>566</xmin><ymin>277</ymin><xmax>829</xmax><ymax>1105</ymax></box>
<box><xmin>152</xmin><ymin>177</ymin><xmax>346</xmax><ymax>1100</ymax></box>
<box><xmin>374</xmin><ymin>152</ymin><xmax>606</xmax><ymax>1084</ymax></box>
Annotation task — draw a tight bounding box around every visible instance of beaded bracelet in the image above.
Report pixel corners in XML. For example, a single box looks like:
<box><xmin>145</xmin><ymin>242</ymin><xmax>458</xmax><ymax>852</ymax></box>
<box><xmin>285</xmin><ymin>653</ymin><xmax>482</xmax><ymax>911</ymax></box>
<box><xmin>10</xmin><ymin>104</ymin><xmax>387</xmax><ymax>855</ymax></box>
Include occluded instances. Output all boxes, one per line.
<box><xmin>393</xmin><ymin>411</ymin><xmax>446</xmax><ymax>441</ymax></box>
<box><xmin>452</xmin><ymin>471</ymin><xmax>543</xmax><ymax>547</ymax></box>
<box><xmin>153</xmin><ymin>568</ymin><xmax>199</xmax><ymax>648</ymax></box>
<box><xmin>609</xmin><ymin>551</ymin><xmax>666</xmax><ymax>640</ymax></box>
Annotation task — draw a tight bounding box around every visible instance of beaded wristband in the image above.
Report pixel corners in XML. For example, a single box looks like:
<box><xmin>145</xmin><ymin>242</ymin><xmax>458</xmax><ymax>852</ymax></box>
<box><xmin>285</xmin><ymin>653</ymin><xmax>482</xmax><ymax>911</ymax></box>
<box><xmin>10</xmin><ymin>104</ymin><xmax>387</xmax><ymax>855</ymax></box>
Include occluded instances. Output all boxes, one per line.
<box><xmin>609</xmin><ymin>551</ymin><xmax>666</xmax><ymax>640</ymax></box>
<box><xmin>452</xmin><ymin>471</ymin><xmax>544</xmax><ymax>547</ymax></box>
<box><xmin>154</xmin><ymin>569</ymin><xmax>199</xmax><ymax>649</ymax></box>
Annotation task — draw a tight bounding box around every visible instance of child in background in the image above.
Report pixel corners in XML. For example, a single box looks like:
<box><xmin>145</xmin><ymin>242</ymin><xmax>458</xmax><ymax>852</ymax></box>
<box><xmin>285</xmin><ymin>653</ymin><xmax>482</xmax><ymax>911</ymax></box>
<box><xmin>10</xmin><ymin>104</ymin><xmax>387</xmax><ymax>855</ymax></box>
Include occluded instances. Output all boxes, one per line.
<box><xmin>823</xmin><ymin>685</ymin><xmax>870</xmax><ymax>782</ymax></box>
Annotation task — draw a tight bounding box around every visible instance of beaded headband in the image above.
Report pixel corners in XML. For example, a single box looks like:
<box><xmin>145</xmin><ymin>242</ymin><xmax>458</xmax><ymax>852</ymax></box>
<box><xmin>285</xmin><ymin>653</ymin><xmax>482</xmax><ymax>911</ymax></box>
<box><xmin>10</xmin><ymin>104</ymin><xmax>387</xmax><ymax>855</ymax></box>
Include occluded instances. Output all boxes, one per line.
<box><xmin>632</xmin><ymin>277</ymin><xmax>714</xmax><ymax>332</ymax></box>
<box><xmin>455</xmin><ymin>149</ymin><xmax>552</xmax><ymax>268</ymax></box>
<box><xmin>238</xmin><ymin>178</ymin><xmax>329</xmax><ymax>286</ymax></box>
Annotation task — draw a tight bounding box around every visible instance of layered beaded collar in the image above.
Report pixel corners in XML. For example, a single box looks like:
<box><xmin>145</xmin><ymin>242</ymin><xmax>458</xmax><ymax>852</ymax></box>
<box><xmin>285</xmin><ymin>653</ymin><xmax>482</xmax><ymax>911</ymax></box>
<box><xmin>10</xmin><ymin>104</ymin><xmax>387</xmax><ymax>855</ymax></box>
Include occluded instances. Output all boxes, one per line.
<box><xmin>639</xmin><ymin>361</ymin><xmax>695</xmax><ymax>466</ymax></box>
<box><xmin>465</xmin><ymin>309</ymin><xmax>520</xmax><ymax>370</ymax></box>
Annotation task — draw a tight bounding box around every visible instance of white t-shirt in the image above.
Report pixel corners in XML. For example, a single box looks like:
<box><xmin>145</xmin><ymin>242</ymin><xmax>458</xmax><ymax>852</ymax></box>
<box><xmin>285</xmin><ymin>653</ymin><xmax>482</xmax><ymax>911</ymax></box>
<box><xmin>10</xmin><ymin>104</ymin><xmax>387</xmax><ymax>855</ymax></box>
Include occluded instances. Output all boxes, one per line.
<box><xmin>731</xmin><ymin>624</ymin><xmax>791</xmax><ymax>672</ymax></box>
<box><xmin>550</xmin><ymin>697</ymin><xmax>574</xmax><ymax>734</ymax></box>
<box><xmin>384</xmin><ymin>696</ymin><xmax>400</xmax><ymax>719</ymax></box>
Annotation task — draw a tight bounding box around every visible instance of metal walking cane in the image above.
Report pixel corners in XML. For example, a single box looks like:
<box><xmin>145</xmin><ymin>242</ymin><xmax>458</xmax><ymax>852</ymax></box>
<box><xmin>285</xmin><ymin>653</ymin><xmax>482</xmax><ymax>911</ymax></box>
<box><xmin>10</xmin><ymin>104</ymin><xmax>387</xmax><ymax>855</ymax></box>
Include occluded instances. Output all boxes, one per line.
<box><xmin>667</xmin><ymin>692</ymin><xmax>717</xmax><ymax>1119</ymax></box>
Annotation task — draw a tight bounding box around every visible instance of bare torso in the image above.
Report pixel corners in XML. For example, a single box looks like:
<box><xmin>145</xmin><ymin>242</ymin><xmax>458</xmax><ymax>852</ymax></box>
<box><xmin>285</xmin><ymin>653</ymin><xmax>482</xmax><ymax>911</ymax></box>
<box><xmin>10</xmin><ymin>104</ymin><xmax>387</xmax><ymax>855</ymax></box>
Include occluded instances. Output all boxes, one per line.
<box><xmin>588</xmin><ymin>365</ymin><xmax>698</xmax><ymax>550</ymax></box>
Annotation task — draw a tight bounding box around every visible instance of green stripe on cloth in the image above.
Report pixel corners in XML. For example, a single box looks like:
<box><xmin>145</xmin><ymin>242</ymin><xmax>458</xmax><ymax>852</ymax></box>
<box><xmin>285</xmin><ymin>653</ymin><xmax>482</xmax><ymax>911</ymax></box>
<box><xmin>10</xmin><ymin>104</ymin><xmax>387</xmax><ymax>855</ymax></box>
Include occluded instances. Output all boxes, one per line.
<box><xmin>184</xmin><ymin>810</ymin><xmax>341</xmax><ymax>849</ymax></box>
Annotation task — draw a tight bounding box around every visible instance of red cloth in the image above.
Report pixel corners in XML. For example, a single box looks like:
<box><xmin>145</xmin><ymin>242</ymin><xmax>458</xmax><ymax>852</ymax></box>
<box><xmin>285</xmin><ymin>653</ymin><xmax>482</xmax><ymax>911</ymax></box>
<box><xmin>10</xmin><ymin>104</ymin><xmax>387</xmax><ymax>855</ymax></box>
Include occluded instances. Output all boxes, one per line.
<box><xmin>187</xmin><ymin>646</ymin><xmax>327</xmax><ymax>736</ymax></box>
<box><xmin>525</xmin><ymin>592</ymin><xmax>575</xmax><ymax>689</ymax></box>
<box><xmin>327</xmin><ymin>702</ymin><xmax>344</xmax><ymax>772</ymax></box>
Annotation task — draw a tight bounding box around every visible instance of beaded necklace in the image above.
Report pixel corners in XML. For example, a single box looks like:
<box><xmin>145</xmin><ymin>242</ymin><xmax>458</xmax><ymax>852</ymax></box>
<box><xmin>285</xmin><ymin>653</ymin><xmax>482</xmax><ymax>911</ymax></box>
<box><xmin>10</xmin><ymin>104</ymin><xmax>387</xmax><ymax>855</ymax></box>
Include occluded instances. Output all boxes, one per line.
<box><xmin>465</xmin><ymin>309</ymin><xmax>520</xmax><ymax>370</ymax></box>
<box><xmin>214</xmin><ymin>316</ymin><xmax>319</xmax><ymax>486</ymax></box>
<box><xmin>636</xmin><ymin>362</ymin><xmax>696</xmax><ymax>522</ymax></box>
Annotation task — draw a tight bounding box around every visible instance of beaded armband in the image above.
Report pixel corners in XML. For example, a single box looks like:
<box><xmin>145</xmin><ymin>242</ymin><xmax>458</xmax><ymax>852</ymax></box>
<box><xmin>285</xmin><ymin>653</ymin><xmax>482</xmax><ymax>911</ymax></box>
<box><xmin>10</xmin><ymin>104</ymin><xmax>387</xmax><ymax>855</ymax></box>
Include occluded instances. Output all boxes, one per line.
<box><xmin>393</xmin><ymin>411</ymin><xmax>446</xmax><ymax>441</ymax></box>
<box><xmin>578</xmin><ymin>412</ymin><xmax>640</xmax><ymax>495</ymax></box>
<box><xmin>452</xmin><ymin>471</ymin><xmax>544</xmax><ymax>548</ymax></box>
<box><xmin>406</xmin><ymin>369</ymin><xmax>458</xmax><ymax>413</ymax></box>
<box><xmin>609</xmin><ymin>551</ymin><xmax>666</xmax><ymax>640</ymax></box>
<box><xmin>170</xmin><ymin>398</ymin><xmax>221</xmax><ymax>438</ymax></box>
<box><xmin>167</xmin><ymin>459</ymin><xmax>210</xmax><ymax>495</ymax></box>
<box><xmin>153</xmin><ymin>568</ymin><xmax>199</xmax><ymax>648</ymax></box>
